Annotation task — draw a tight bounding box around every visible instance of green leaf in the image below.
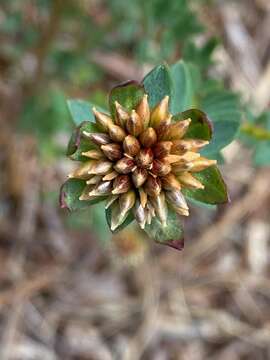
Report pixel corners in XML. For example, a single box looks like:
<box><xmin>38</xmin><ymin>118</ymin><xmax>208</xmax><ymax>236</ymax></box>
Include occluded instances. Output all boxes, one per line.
<box><xmin>205</xmin><ymin>151</ymin><xmax>225</xmax><ymax>164</ymax></box>
<box><xmin>201</xmin><ymin>91</ymin><xmax>241</xmax><ymax>123</ymax></box>
<box><xmin>186</xmin><ymin>197</ymin><xmax>217</xmax><ymax>210</ymax></box>
<box><xmin>198</xmin><ymin>89</ymin><xmax>241</xmax><ymax>154</ymax></box>
<box><xmin>67</xmin><ymin>99</ymin><xmax>96</xmax><ymax>126</ymax></box>
<box><xmin>143</xmin><ymin>64</ymin><xmax>173</xmax><ymax>108</ymax></box>
<box><xmin>254</xmin><ymin>141</ymin><xmax>270</xmax><ymax>167</ymax></box>
<box><xmin>109</xmin><ymin>81</ymin><xmax>145</xmax><ymax>119</ymax></box>
<box><xmin>173</xmin><ymin>109</ymin><xmax>212</xmax><ymax>141</ymax></box>
<box><xmin>105</xmin><ymin>203</ymin><xmax>134</xmax><ymax>234</ymax></box>
<box><xmin>170</xmin><ymin>60</ymin><xmax>193</xmax><ymax>114</ymax></box>
<box><xmin>144</xmin><ymin>209</ymin><xmax>184</xmax><ymax>250</ymax></box>
<box><xmin>66</xmin><ymin>121</ymin><xmax>98</xmax><ymax>161</ymax></box>
<box><xmin>182</xmin><ymin>166</ymin><xmax>228</xmax><ymax>204</ymax></box>
<box><xmin>59</xmin><ymin>179</ymin><xmax>106</xmax><ymax>211</ymax></box>
<box><xmin>201</xmin><ymin>120</ymin><xmax>240</xmax><ymax>155</ymax></box>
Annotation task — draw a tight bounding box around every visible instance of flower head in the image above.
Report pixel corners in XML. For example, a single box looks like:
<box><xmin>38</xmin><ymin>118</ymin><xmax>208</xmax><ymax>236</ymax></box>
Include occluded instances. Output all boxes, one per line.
<box><xmin>67</xmin><ymin>93</ymin><xmax>216</xmax><ymax>231</ymax></box>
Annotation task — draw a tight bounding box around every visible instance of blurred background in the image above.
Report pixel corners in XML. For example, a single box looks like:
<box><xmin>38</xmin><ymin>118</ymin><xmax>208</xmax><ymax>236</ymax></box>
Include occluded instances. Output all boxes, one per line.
<box><xmin>1</xmin><ymin>0</ymin><xmax>270</xmax><ymax>359</ymax></box>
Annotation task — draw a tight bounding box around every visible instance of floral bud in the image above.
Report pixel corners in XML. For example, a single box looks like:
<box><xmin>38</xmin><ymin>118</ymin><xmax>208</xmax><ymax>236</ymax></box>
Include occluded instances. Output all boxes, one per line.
<box><xmin>146</xmin><ymin>201</ymin><xmax>155</xmax><ymax>218</ymax></box>
<box><xmin>110</xmin><ymin>203</ymin><xmax>126</xmax><ymax>231</ymax></box>
<box><xmin>126</xmin><ymin>110</ymin><xmax>143</xmax><ymax>137</ymax></box>
<box><xmin>175</xmin><ymin>151</ymin><xmax>201</xmax><ymax>163</ymax></box>
<box><xmin>105</xmin><ymin>194</ymin><xmax>118</xmax><ymax>209</ymax></box>
<box><xmin>82</xmin><ymin>149</ymin><xmax>104</xmax><ymax>160</ymax></box>
<box><xmin>114</xmin><ymin>157</ymin><xmax>136</xmax><ymax>174</ymax></box>
<box><xmin>144</xmin><ymin>175</ymin><xmax>162</xmax><ymax>197</ymax></box>
<box><xmin>108</xmin><ymin>123</ymin><xmax>126</xmax><ymax>142</ymax></box>
<box><xmin>132</xmin><ymin>168</ymin><xmax>148</xmax><ymax>188</ymax></box>
<box><xmin>136</xmin><ymin>94</ymin><xmax>150</xmax><ymax>129</ymax></box>
<box><xmin>79</xmin><ymin>185</ymin><xmax>96</xmax><ymax>201</ymax></box>
<box><xmin>101</xmin><ymin>143</ymin><xmax>122</xmax><ymax>161</ymax></box>
<box><xmin>172</xmin><ymin>162</ymin><xmax>193</xmax><ymax>174</ymax></box>
<box><xmin>93</xmin><ymin>107</ymin><xmax>113</xmax><ymax>132</ymax></box>
<box><xmin>165</xmin><ymin>190</ymin><xmax>189</xmax><ymax>211</ymax></box>
<box><xmin>88</xmin><ymin>160</ymin><xmax>113</xmax><ymax>175</ymax></box>
<box><xmin>136</xmin><ymin>148</ymin><xmax>153</xmax><ymax>168</ymax></box>
<box><xmin>68</xmin><ymin>161</ymin><xmax>95</xmax><ymax>179</ymax></box>
<box><xmin>115</xmin><ymin>101</ymin><xmax>130</xmax><ymax>127</ymax></box>
<box><xmin>112</xmin><ymin>175</ymin><xmax>131</xmax><ymax>194</ymax></box>
<box><xmin>133</xmin><ymin>200</ymin><xmax>147</xmax><ymax>229</ymax></box>
<box><xmin>110</xmin><ymin>191</ymin><xmax>135</xmax><ymax>231</ymax></box>
<box><xmin>153</xmin><ymin>141</ymin><xmax>172</xmax><ymax>158</ymax></box>
<box><xmin>149</xmin><ymin>192</ymin><xmax>168</xmax><ymax>226</ymax></box>
<box><xmin>103</xmin><ymin>170</ymin><xmax>118</xmax><ymax>181</ymax></box>
<box><xmin>83</xmin><ymin>131</ymin><xmax>110</xmax><ymax>145</ymax></box>
<box><xmin>89</xmin><ymin>181</ymin><xmax>112</xmax><ymax>196</ymax></box>
<box><xmin>171</xmin><ymin>139</ymin><xmax>209</xmax><ymax>154</ymax></box>
<box><xmin>86</xmin><ymin>175</ymin><xmax>103</xmax><ymax>185</ymax></box>
<box><xmin>189</xmin><ymin>158</ymin><xmax>217</xmax><ymax>172</ymax></box>
<box><xmin>123</xmin><ymin>135</ymin><xmax>140</xmax><ymax>157</ymax></box>
<box><xmin>159</xmin><ymin>118</ymin><xmax>191</xmax><ymax>141</ymax></box>
<box><xmin>177</xmin><ymin>172</ymin><xmax>204</xmax><ymax>189</ymax></box>
<box><xmin>150</xmin><ymin>95</ymin><xmax>169</xmax><ymax>128</ymax></box>
<box><xmin>119</xmin><ymin>190</ymin><xmax>136</xmax><ymax>218</ymax></box>
<box><xmin>151</xmin><ymin>159</ymin><xmax>171</xmax><ymax>176</ymax></box>
<box><xmin>174</xmin><ymin>207</ymin><xmax>189</xmax><ymax>216</ymax></box>
<box><xmin>161</xmin><ymin>173</ymin><xmax>181</xmax><ymax>191</ymax></box>
<box><xmin>139</xmin><ymin>127</ymin><xmax>157</xmax><ymax>147</ymax></box>
<box><xmin>139</xmin><ymin>188</ymin><xmax>147</xmax><ymax>208</ymax></box>
<box><xmin>162</xmin><ymin>154</ymin><xmax>184</xmax><ymax>164</ymax></box>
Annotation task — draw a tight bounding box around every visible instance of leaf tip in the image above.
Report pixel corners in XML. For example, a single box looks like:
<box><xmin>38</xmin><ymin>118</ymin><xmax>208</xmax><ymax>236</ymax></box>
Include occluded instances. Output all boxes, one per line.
<box><xmin>161</xmin><ymin>237</ymin><xmax>185</xmax><ymax>251</ymax></box>
<box><xmin>59</xmin><ymin>184</ymin><xmax>70</xmax><ymax>210</ymax></box>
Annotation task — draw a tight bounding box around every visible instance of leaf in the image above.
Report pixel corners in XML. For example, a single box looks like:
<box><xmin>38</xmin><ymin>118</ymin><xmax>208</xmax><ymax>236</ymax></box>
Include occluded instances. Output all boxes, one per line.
<box><xmin>105</xmin><ymin>203</ymin><xmax>134</xmax><ymax>234</ymax></box>
<box><xmin>186</xmin><ymin>197</ymin><xmax>217</xmax><ymax>210</ymax></box>
<box><xmin>109</xmin><ymin>80</ymin><xmax>145</xmax><ymax>119</ymax></box>
<box><xmin>205</xmin><ymin>151</ymin><xmax>225</xmax><ymax>164</ymax></box>
<box><xmin>143</xmin><ymin>63</ymin><xmax>173</xmax><ymax>108</ymax></box>
<box><xmin>201</xmin><ymin>90</ymin><xmax>241</xmax><ymax>123</ymax></box>
<box><xmin>67</xmin><ymin>99</ymin><xmax>97</xmax><ymax>126</ymax></box>
<box><xmin>182</xmin><ymin>166</ymin><xmax>228</xmax><ymax>204</ymax></box>
<box><xmin>66</xmin><ymin>121</ymin><xmax>98</xmax><ymax>161</ymax></box>
<box><xmin>144</xmin><ymin>209</ymin><xmax>184</xmax><ymax>250</ymax></box>
<box><xmin>89</xmin><ymin>204</ymin><xmax>111</xmax><ymax>244</ymax></box>
<box><xmin>59</xmin><ymin>179</ymin><xmax>106</xmax><ymax>211</ymax></box>
<box><xmin>254</xmin><ymin>141</ymin><xmax>270</xmax><ymax>167</ymax></box>
<box><xmin>192</xmin><ymin>89</ymin><xmax>241</xmax><ymax>154</ymax></box>
<box><xmin>173</xmin><ymin>109</ymin><xmax>212</xmax><ymax>141</ymax></box>
<box><xmin>170</xmin><ymin>60</ymin><xmax>193</xmax><ymax>114</ymax></box>
<box><xmin>201</xmin><ymin>120</ymin><xmax>240</xmax><ymax>155</ymax></box>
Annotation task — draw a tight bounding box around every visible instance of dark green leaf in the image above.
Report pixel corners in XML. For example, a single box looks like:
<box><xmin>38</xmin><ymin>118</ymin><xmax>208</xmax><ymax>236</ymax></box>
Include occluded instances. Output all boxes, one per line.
<box><xmin>109</xmin><ymin>81</ymin><xmax>145</xmax><ymax>119</ymax></box>
<box><xmin>105</xmin><ymin>204</ymin><xmax>134</xmax><ymax>234</ymax></box>
<box><xmin>59</xmin><ymin>179</ymin><xmax>106</xmax><ymax>211</ymax></box>
<box><xmin>66</xmin><ymin>121</ymin><xmax>98</xmax><ymax>161</ymax></box>
<box><xmin>67</xmin><ymin>99</ymin><xmax>97</xmax><ymax>126</ymax></box>
<box><xmin>143</xmin><ymin>64</ymin><xmax>173</xmax><ymax>108</ymax></box>
<box><xmin>144</xmin><ymin>209</ymin><xmax>184</xmax><ymax>250</ymax></box>
<box><xmin>170</xmin><ymin>60</ymin><xmax>193</xmax><ymax>113</ymax></box>
<box><xmin>173</xmin><ymin>109</ymin><xmax>212</xmax><ymax>141</ymax></box>
<box><xmin>182</xmin><ymin>166</ymin><xmax>228</xmax><ymax>204</ymax></box>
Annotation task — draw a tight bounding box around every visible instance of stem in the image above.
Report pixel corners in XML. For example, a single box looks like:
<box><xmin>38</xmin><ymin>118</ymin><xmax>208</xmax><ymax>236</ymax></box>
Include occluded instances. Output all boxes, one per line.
<box><xmin>240</xmin><ymin>123</ymin><xmax>270</xmax><ymax>141</ymax></box>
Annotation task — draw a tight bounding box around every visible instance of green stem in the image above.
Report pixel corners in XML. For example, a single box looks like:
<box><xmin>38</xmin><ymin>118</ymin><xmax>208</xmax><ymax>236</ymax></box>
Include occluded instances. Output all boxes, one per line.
<box><xmin>240</xmin><ymin>123</ymin><xmax>270</xmax><ymax>141</ymax></box>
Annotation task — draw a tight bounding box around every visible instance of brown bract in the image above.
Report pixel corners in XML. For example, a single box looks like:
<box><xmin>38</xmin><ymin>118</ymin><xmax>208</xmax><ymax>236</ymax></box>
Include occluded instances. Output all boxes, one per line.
<box><xmin>69</xmin><ymin>95</ymin><xmax>216</xmax><ymax>231</ymax></box>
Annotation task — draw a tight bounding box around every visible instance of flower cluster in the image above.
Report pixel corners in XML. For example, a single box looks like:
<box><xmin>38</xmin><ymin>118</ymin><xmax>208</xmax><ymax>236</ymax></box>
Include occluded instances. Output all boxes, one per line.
<box><xmin>68</xmin><ymin>94</ymin><xmax>216</xmax><ymax>231</ymax></box>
